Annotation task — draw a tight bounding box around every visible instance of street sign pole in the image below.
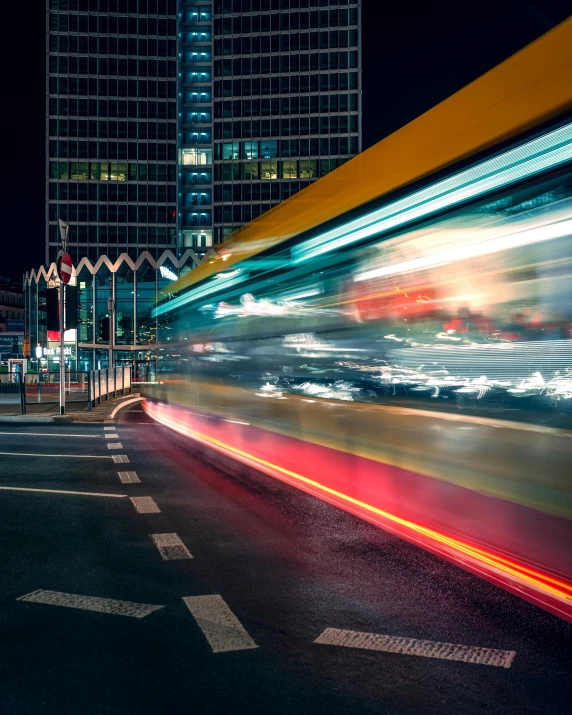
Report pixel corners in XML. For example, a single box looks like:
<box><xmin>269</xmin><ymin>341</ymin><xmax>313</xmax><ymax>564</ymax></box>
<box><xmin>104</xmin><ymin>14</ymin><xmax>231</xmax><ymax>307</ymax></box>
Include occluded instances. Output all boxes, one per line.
<box><xmin>59</xmin><ymin>275</ymin><xmax>65</xmax><ymax>414</ymax></box>
<box><xmin>58</xmin><ymin>219</ymin><xmax>69</xmax><ymax>415</ymax></box>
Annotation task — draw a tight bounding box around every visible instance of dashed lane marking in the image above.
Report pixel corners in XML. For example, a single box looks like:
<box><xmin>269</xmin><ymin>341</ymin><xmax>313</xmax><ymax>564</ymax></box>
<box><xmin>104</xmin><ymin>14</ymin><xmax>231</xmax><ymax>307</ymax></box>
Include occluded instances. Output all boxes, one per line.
<box><xmin>107</xmin><ymin>442</ymin><xmax>124</xmax><ymax>450</ymax></box>
<box><xmin>151</xmin><ymin>533</ymin><xmax>193</xmax><ymax>560</ymax></box>
<box><xmin>112</xmin><ymin>454</ymin><xmax>130</xmax><ymax>463</ymax></box>
<box><xmin>0</xmin><ymin>486</ymin><xmax>126</xmax><ymax>498</ymax></box>
<box><xmin>118</xmin><ymin>471</ymin><xmax>140</xmax><ymax>484</ymax></box>
<box><xmin>183</xmin><ymin>595</ymin><xmax>258</xmax><ymax>653</ymax></box>
<box><xmin>17</xmin><ymin>589</ymin><xmax>163</xmax><ymax>619</ymax></box>
<box><xmin>130</xmin><ymin>496</ymin><xmax>160</xmax><ymax>513</ymax></box>
<box><xmin>314</xmin><ymin>629</ymin><xmax>516</xmax><ymax>668</ymax></box>
<box><xmin>105</xmin><ymin>433</ymin><xmax>119</xmax><ymax>439</ymax></box>
<box><xmin>0</xmin><ymin>451</ymin><xmax>112</xmax><ymax>459</ymax></box>
<box><xmin>0</xmin><ymin>432</ymin><xmax>100</xmax><ymax>438</ymax></box>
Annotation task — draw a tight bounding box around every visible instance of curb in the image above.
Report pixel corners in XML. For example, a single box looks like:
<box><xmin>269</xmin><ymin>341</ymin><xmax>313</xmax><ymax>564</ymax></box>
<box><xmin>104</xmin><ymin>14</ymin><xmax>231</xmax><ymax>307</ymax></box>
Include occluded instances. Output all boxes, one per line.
<box><xmin>0</xmin><ymin>393</ymin><xmax>142</xmax><ymax>424</ymax></box>
<box><xmin>0</xmin><ymin>415</ymin><xmax>77</xmax><ymax>424</ymax></box>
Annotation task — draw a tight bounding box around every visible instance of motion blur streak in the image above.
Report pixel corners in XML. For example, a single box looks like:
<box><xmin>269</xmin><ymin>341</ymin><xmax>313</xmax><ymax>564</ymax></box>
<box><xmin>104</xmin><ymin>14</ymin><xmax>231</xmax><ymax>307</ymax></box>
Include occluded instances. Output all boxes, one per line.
<box><xmin>144</xmin><ymin>401</ymin><xmax>572</xmax><ymax>621</ymax></box>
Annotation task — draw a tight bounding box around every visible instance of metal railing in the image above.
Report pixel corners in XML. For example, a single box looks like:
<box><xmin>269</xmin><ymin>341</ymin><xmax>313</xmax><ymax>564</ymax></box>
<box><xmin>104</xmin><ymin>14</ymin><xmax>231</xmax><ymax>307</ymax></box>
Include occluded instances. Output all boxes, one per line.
<box><xmin>0</xmin><ymin>373</ymin><xmax>27</xmax><ymax>414</ymax></box>
<box><xmin>25</xmin><ymin>372</ymin><xmax>90</xmax><ymax>409</ymax></box>
<box><xmin>0</xmin><ymin>367</ymin><xmax>131</xmax><ymax>414</ymax></box>
<box><xmin>88</xmin><ymin>366</ymin><xmax>131</xmax><ymax>408</ymax></box>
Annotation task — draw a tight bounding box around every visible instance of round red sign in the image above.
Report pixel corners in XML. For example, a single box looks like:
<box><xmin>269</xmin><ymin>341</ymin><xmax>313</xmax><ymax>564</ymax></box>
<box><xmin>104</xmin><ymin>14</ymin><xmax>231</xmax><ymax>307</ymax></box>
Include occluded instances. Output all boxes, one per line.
<box><xmin>59</xmin><ymin>253</ymin><xmax>73</xmax><ymax>285</ymax></box>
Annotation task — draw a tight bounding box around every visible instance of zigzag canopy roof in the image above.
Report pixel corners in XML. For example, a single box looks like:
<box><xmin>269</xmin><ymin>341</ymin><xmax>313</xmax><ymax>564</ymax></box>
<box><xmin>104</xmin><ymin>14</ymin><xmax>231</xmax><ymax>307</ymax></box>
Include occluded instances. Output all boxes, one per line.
<box><xmin>24</xmin><ymin>249</ymin><xmax>216</xmax><ymax>286</ymax></box>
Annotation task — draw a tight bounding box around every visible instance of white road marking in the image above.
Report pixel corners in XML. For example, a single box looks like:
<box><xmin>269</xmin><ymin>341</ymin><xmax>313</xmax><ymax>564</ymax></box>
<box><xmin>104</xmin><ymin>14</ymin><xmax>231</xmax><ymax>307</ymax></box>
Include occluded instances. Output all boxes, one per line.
<box><xmin>130</xmin><ymin>496</ymin><xmax>160</xmax><ymax>513</ymax></box>
<box><xmin>182</xmin><ymin>595</ymin><xmax>258</xmax><ymax>653</ymax></box>
<box><xmin>314</xmin><ymin>629</ymin><xmax>516</xmax><ymax>668</ymax></box>
<box><xmin>118</xmin><ymin>470</ymin><xmax>140</xmax><ymax>484</ymax></box>
<box><xmin>0</xmin><ymin>486</ymin><xmax>126</xmax><ymax>498</ymax></box>
<box><xmin>0</xmin><ymin>451</ymin><xmax>112</xmax><ymax>459</ymax></box>
<box><xmin>18</xmin><ymin>589</ymin><xmax>162</xmax><ymax>618</ymax></box>
<box><xmin>112</xmin><ymin>454</ymin><xmax>130</xmax><ymax>463</ymax></box>
<box><xmin>107</xmin><ymin>442</ymin><xmax>123</xmax><ymax>449</ymax></box>
<box><xmin>0</xmin><ymin>432</ymin><xmax>100</xmax><ymax>438</ymax></box>
<box><xmin>105</xmin><ymin>433</ymin><xmax>119</xmax><ymax>439</ymax></box>
<box><xmin>151</xmin><ymin>533</ymin><xmax>193</xmax><ymax>560</ymax></box>
<box><xmin>104</xmin><ymin>426</ymin><xmax>115</xmax><ymax>431</ymax></box>
<box><xmin>110</xmin><ymin>396</ymin><xmax>144</xmax><ymax>419</ymax></box>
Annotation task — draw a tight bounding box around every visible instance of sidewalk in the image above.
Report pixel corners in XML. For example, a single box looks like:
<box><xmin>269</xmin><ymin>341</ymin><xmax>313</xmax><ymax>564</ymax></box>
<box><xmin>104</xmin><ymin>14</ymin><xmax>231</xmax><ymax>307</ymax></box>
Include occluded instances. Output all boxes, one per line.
<box><xmin>0</xmin><ymin>393</ymin><xmax>142</xmax><ymax>423</ymax></box>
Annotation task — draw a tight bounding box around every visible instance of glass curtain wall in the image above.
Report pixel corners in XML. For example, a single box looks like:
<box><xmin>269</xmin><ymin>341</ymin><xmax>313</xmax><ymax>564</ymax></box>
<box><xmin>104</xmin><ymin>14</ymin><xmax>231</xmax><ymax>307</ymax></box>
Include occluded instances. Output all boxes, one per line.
<box><xmin>115</xmin><ymin>264</ymin><xmax>135</xmax><ymax>345</ymax></box>
<box><xmin>77</xmin><ymin>267</ymin><xmax>94</xmax><ymax>343</ymax></box>
<box><xmin>136</xmin><ymin>259</ymin><xmax>157</xmax><ymax>345</ymax></box>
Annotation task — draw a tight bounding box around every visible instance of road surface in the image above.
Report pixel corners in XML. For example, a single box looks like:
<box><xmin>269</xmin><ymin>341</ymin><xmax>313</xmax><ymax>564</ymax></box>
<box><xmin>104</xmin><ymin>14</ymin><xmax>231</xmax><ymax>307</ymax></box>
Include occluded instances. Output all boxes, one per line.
<box><xmin>0</xmin><ymin>403</ymin><xmax>569</xmax><ymax>714</ymax></box>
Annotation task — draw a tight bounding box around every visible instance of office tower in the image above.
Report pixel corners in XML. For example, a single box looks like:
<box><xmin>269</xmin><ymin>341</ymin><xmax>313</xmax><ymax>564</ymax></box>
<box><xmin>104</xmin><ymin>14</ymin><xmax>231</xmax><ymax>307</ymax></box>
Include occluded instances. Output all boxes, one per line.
<box><xmin>210</xmin><ymin>0</ymin><xmax>361</xmax><ymax>243</ymax></box>
<box><xmin>47</xmin><ymin>0</ymin><xmax>361</xmax><ymax>265</ymax></box>
<box><xmin>46</xmin><ymin>0</ymin><xmax>179</xmax><ymax>265</ymax></box>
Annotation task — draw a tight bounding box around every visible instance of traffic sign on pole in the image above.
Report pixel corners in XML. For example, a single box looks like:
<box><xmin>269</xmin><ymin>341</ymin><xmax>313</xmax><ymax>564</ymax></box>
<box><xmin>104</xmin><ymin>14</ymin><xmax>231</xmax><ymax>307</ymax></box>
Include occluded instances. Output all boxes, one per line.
<box><xmin>58</xmin><ymin>253</ymin><xmax>73</xmax><ymax>285</ymax></box>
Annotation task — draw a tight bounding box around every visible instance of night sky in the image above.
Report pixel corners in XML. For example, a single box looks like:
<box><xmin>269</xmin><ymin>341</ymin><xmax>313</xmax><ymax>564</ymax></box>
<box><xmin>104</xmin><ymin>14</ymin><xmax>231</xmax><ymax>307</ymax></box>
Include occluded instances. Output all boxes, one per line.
<box><xmin>1</xmin><ymin>1</ymin><xmax>570</xmax><ymax>285</ymax></box>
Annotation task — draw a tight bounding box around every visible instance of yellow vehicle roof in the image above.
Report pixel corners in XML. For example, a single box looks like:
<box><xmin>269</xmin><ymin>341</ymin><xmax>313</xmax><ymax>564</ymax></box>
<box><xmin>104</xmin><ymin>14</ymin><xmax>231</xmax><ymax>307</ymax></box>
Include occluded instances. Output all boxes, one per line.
<box><xmin>171</xmin><ymin>18</ymin><xmax>572</xmax><ymax>296</ymax></box>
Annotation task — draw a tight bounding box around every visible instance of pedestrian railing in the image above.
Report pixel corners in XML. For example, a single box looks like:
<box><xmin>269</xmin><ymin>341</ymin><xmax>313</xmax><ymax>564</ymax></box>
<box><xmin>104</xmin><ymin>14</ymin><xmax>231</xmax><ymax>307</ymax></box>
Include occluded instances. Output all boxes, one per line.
<box><xmin>0</xmin><ymin>373</ymin><xmax>27</xmax><ymax>414</ymax></box>
<box><xmin>25</xmin><ymin>371</ymin><xmax>90</xmax><ymax>408</ymax></box>
<box><xmin>0</xmin><ymin>368</ymin><xmax>131</xmax><ymax>414</ymax></box>
<box><xmin>88</xmin><ymin>366</ymin><xmax>131</xmax><ymax>408</ymax></box>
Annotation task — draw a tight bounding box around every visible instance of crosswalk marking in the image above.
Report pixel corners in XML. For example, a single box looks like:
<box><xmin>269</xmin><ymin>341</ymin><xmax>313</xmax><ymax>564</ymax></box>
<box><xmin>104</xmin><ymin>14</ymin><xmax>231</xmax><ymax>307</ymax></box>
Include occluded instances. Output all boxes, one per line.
<box><xmin>130</xmin><ymin>496</ymin><xmax>160</xmax><ymax>514</ymax></box>
<box><xmin>105</xmin><ymin>433</ymin><xmax>119</xmax><ymax>439</ymax></box>
<box><xmin>104</xmin><ymin>426</ymin><xmax>115</xmax><ymax>431</ymax></box>
<box><xmin>183</xmin><ymin>595</ymin><xmax>257</xmax><ymax>653</ymax></box>
<box><xmin>17</xmin><ymin>589</ymin><xmax>162</xmax><ymax>619</ymax></box>
<box><xmin>112</xmin><ymin>454</ymin><xmax>130</xmax><ymax>463</ymax></box>
<box><xmin>151</xmin><ymin>533</ymin><xmax>193</xmax><ymax>560</ymax></box>
<box><xmin>118</xmin><ymin>471</ymin><xmax>140</xmax><ymax>484</ymax></box>
<box><xmin>107</xmin><ymin>442</ymin><xmax>123</xmax><ymax>450</ymax></box>
<box><xmin>314</xmin><ymin>629</ymin><xmax>516</xmax><ymax>668</ymax></box>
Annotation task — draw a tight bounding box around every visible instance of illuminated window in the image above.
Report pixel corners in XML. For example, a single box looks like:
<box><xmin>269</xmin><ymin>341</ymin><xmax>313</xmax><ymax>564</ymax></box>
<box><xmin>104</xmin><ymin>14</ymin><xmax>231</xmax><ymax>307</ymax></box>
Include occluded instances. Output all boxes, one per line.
<box><xmin>110</xmin><ymin>163</ymin><xmax>127</xmax><ymax>181</ymax></box>
<box><xmin>183</xmin><ymin>230</ymin><xmax>213</xmax><ymax>248</ymax></box>
<box><xmin>300</xmin><ymin>160</ymin><xmax>318</xmax><ymax>179</ymax></box>
<box><xmin>99</xmin><ymin>162</ymin><xmax>110</xmax><ymax>181</ymax></box>
<box><xmin>242</xmin><ymin>162</ymin><xmax>259</xmax><ymax>180</ymax></box>
<box><xmin>50</xmin><ymin>161</ymin><xmax>67</xmax><ymax>180</ymax></box>
<box><xmin>260</xmin><ymin>141</ymin><xmax>278</xmax><ymax>159</ymax></box>
<box><xmin>222</xmin><ymin>142</ymin><xmax>240</xmax><ymax>160</ymax></box>
<box><xmin>243</xmin><ymin>141</ymin><xmax>259</xmax><ymax>159</ymax></box>
<box><xmin>261</xmin><ymin>161</ymin><xmax>278</xmax><ymax>180</ymax></box>
<box><xmin>182</xmin><ymin>148</ymin><xmax>213</xmax><ymax>165</ymax></box>
<box><xmin>281</xmin><ymin>160</ymin><xmax>298</xmax><ymax>179</ymax></box>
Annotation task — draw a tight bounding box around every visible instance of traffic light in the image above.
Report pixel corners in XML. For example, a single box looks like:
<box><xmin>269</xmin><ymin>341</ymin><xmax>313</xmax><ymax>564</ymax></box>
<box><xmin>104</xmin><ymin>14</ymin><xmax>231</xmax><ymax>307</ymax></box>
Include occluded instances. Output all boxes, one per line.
<box><xmin>98</xmin><ymin>317</ymin><xmax>110</xmax><ymax>342</ymax></box>
<box><xmin>65</xmin><ymin>285</ymin><xmax>78</xmax><ymax>330</ymax></box>
<box><xmin>46</xmin><ymin>289</ymin><xmax>59</xmax><ymax>332</ymax></box>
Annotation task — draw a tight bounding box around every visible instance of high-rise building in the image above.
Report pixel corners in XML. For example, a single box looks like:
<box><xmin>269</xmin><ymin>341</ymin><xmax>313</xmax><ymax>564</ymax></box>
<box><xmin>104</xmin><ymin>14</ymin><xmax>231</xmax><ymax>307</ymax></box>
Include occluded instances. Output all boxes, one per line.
<box><xmin>46</xmin><ymin>0</ymin><xmax>361</xmax><ymax>262</ymax></box>
<box><xmin>46</xmin><ymin>0</ymin><xmax>179</xmax><ymax>265</ymax></box>
<box><xmin>184</xmin><ymin>0</ymin><xmax>362</xmax><ymax>244</ymax></box>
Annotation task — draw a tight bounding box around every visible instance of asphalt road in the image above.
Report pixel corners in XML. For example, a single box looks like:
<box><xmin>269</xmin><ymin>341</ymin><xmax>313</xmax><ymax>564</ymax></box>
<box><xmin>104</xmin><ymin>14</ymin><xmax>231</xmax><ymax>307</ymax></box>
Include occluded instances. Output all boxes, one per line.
<box><xmin>0</xmin><ymin>403</ymin><xmax>570</xmax><ymax>714</ymax></box>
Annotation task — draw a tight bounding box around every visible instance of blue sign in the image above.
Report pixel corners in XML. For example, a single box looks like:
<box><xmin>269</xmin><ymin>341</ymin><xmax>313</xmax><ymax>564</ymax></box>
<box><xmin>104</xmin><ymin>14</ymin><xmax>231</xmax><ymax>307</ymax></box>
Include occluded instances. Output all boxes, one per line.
<box><xmin>0</xmin><ymin>335</ymin><xmax>18</xmax><ymax>356</ymax></box>
<box><xmin>6</xmin><ymin>320</ymin><xmax>24</xmax><ymax>332</ymax></box>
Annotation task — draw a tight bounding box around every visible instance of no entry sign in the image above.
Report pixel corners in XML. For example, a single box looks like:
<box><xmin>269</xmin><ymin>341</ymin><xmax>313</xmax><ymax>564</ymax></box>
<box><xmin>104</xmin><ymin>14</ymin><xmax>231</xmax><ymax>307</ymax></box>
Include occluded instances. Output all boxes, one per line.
<box><xmin>58</xmin><ymin>253</ymin><xmax>73</xmax><ymax>285</ymax></box>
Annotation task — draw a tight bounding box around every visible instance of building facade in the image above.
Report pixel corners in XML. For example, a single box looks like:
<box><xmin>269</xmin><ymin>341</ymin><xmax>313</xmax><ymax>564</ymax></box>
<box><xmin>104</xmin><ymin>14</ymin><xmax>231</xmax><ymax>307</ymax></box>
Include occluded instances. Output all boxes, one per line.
<box><xmin>210</xmin><ymin>0</ymin><xmax>361</xmax><ymax>242</ymax></box>
<box><xmin>0</xmin><ymin>288</ymin><xmax>24</xmax><ymax>363</ymax></box>
<box><xmin>48</xmin><ymin>0</ymin><xmax>361</xmax><ymax>260</ymax></box>
<box><xmin>40</xmin><ymin>0</ymin><xmax>361</xmax><ymax>372</ymax></box>
<box><xmin>24</xmin><ymin>249</ymin><xmax>212</xmax><ymax>376</ymax></box>
<box><xmin>47</xmin><ymin>0</ymin><xmax>179</xmax><ymax>266</ymax></box>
